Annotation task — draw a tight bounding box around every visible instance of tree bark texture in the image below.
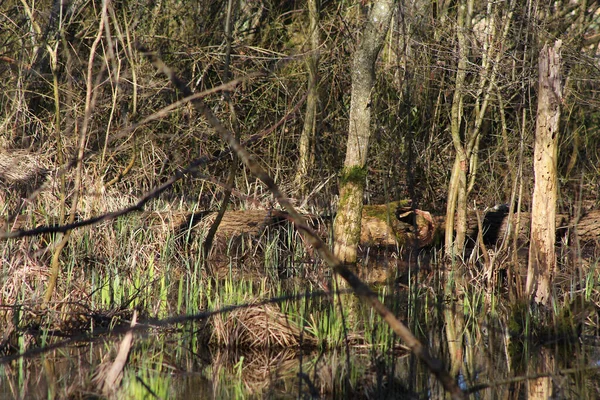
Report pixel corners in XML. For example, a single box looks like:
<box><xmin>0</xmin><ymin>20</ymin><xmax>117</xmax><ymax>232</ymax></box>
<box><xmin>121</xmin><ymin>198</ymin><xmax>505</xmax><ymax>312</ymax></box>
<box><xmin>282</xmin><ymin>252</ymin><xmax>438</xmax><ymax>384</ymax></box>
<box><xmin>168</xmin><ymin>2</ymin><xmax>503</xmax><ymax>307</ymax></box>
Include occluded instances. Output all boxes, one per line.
<box><xmin>294</xmin><ymin>0</ymin><xmax>320</xmax><ymax>193</ymax></box>
<box><xmin>445</xmin><ymin>0</ymin><xmax>469</xmax><ymax>256</ymax></box>
<box><xmin>527</xmin><ymin>347</ymin><xmax>555</xmax><ymax>400</ymax></box>
<box><xmin>526</xmin><ymin>40</ymin><xmax>562</xmax><ymax>306</ymax></box>
<box><xmin>333</xmin><ymin>0</ymin><xmax>395</xmax><ymax>264</ymax></box>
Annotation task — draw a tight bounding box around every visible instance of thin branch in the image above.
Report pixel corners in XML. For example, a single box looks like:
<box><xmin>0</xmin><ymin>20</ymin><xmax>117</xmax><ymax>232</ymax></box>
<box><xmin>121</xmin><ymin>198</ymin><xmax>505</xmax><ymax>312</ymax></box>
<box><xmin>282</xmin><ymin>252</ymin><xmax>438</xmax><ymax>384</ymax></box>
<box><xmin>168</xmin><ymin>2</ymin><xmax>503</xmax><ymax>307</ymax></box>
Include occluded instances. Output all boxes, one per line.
<box><xmin>138</xmin><ymin>45</ymin><xmax>465</xmax><ymax>400</ymax></box>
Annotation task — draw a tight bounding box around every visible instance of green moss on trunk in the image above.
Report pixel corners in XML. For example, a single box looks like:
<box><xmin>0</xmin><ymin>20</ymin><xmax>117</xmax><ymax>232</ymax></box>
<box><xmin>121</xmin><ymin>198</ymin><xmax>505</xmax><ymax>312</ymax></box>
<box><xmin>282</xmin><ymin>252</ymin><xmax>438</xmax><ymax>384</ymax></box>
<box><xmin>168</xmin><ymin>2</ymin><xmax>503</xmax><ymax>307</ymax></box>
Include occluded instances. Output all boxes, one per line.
<box><xmin>339</xmin><ymin>166</ymin><xmax>367</xmax><ymax>187</ymax></box>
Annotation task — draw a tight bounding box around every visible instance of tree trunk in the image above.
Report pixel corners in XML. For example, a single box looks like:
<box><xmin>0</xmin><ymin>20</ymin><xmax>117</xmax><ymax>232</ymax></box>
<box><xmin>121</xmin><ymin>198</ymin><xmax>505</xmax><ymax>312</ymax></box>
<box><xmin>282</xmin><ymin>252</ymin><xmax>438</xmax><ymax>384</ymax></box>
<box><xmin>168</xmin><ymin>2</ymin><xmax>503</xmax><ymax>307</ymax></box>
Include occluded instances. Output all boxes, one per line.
<box><xmin>294</xmin><ymin>0</ymin><xmax>320</xmax><ymax>194</ymax></box>
<box><xmin>333</xmin><ymin>0</ymin><xmax>395</xmax><ymax>264</ymax></box>
<box><xmin>446</xmin><ymin>0</ymin><xmax>515</xmax><ymax>257</ymax></box>
<box><xmin>445</xmin><ymin>0</ymin><xmax>469</xmax><ymax>257</ymax></box>
<box><xmin>202</xmin><ymin>0</ymin><xmax>240</xmax><ymax>265</ymax></box>
<box><xmin>526</xmin><ymin>40</ymin><xmax>562</xmax><ymax>306</ymax></box>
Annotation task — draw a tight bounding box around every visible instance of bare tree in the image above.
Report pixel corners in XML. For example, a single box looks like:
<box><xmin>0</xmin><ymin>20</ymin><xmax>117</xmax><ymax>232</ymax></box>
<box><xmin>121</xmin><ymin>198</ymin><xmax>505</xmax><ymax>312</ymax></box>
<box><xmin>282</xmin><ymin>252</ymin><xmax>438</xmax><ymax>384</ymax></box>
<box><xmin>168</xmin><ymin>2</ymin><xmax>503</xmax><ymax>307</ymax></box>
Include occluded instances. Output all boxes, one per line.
<box><xmin>294</xmin><ymin>0</ymin><xmax>320</xmax><ymax>194</ymax></box>
<box><xmin>526</xmin><ymin>40</ymin><xmax>562</xmax><ymax>306</ymax></box>
<box><xmin>333</xmin><ymin>0</ymin><xmax>396</xmax><ymax>263</ymax></box>
<box><xmin>444</xmin><ymin>0</ymin><xmax>515</xmax><ymax>257</ymax></box>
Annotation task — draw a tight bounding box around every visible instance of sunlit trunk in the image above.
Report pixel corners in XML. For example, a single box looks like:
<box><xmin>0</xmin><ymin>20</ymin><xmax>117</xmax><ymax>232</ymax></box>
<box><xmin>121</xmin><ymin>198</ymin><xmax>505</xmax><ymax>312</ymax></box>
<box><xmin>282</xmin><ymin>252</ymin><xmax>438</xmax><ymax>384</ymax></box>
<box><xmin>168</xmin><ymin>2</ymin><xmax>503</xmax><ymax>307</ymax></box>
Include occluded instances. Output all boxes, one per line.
<box><xmin>333</xmin><ymin>0</ymin><xmax>395</xmax><ymax>263</ymax></box>
<box><xmin>445</xmin><ymin>0</ymin><xmax>514</xmax><ymax>257</ymax></box>
<box><xmin>445</xmin><ymin>0</ymin><xmax>468</xmax><ymax>257</ymax></box>
<box><xmin>294</xmin><ymin>0</ymin><xmax>320</xmax><ymax>194</ymax></box>
<box><xmin>525</xmin><ymin>40</ymin><xmax>562</xmax><ymax>306</ymax></box>
<box><xmin>443</xmin><ymin>297</ymin><xmax>465</xmax><ymax>377</ymax></box>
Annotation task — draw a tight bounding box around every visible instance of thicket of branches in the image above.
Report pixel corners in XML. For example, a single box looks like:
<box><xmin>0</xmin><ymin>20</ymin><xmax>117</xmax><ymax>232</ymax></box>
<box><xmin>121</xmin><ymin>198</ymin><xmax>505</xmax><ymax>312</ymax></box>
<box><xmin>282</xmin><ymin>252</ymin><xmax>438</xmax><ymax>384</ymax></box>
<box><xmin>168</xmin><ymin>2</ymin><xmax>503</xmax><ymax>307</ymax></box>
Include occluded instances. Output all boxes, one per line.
<box><xmin>1</xmin><ymin>0</ymin><xmax>599</xmax><ymax>217</ymax></box>
<box><xmin>2</xmin><ymin>2</ymin><xmax>600</xmax><ymax>397</ymax></box>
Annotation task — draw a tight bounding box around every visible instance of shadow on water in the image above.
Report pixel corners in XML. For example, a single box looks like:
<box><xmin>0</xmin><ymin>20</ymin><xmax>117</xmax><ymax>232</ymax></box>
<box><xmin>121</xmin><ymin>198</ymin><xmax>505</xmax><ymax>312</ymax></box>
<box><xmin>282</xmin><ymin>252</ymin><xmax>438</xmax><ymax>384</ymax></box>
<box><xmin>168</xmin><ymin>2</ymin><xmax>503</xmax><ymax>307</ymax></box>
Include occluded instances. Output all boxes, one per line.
<box><xmin>1</xmin><ymin>249</ymin><xmax>600</xmax><ymax>399</ymax></box>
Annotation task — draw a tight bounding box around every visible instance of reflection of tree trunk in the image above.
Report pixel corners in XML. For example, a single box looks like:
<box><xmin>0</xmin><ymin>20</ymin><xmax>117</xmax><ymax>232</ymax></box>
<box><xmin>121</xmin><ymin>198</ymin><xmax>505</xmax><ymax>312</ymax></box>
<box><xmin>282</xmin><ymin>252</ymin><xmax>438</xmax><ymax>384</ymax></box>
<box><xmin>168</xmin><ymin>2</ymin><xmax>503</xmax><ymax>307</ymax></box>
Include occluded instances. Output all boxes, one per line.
<box><xmin>294</xmin><ymin>0</ymin><xmax>319</xmax><ymax>194</ymax></box>
<box><xmin>526</xmin><ymin>41</ymin><xmax>562</xmax><ymax>305</ymax></box>
<box><xmin>527</xmin><ymin>347</ymin><xmax>554</xmax><ymax>399</ymax></box>
<box><xmin>428</xmin><ymin>310</ymin><xmax>448</xmax><ymax>399</ymax></box>
<box><xmin>333</xmin><ymin>0</ymin><xmax>395</xmax><ymax>263</ymax></box>
<box><xmin>443</xmin><ymin>297</ymin><xmax>465</xmax><ymax>377</ymax></box>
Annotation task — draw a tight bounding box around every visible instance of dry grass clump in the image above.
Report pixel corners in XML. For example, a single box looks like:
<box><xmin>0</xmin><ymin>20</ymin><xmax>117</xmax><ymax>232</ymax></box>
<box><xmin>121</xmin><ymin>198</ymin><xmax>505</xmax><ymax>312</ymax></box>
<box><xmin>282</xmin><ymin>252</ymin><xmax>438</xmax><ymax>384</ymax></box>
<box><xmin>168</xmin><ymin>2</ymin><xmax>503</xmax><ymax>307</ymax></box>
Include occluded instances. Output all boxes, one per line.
<box><xmin>211</xmin><ymin>302</ymin><xmax>315</xmax><ymax>349</ymax></box>
<box><xmin>0</xmin><ymin>242</ymin><xmax>48</xmax><ymax>305</ymax></box>
<box><xmin>0</xmin><ymin>149</ymin><xmax>49</xmax><ymax>188</ymax></box>
<box><xmin>0</xmin><ymin>150</ymin><xmax>51</xmax><ymax>217</ymax></box>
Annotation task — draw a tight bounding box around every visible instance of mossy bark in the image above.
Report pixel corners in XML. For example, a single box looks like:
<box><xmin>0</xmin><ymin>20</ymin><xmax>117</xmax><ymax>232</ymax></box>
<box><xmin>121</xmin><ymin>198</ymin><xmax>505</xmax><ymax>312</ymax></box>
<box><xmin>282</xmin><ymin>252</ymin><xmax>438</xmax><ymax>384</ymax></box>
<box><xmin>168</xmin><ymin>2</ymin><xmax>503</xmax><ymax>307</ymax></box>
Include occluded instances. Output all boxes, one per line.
<box><xmin>334</xmin><ymin>169</ymin><xmax>366</xmax><ymax>262</ymax></box>
<box><xmin>333</xmin><ymin>0</ymin><xmax>395</xmax><ymax>264</ymax></box>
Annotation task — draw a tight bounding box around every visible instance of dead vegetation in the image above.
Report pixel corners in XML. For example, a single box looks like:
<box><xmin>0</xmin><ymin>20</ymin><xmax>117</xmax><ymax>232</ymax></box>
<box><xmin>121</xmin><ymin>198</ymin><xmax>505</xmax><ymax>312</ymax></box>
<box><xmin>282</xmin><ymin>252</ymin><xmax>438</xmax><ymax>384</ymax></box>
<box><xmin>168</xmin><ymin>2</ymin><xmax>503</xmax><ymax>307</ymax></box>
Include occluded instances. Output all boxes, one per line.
<box><xmin>210</xmin><ymin>301</ymin><xmax>314</xmax><ymax>349</ymax></box>
<box><xmin>1</xmin><ymin>0</ymin><xmax>600</xmax><ymax>398</ymax></box>
<box><xmin>0</xmin><ymin>150</ymin><xmax>48</xmax><ymax>188</ymax></box>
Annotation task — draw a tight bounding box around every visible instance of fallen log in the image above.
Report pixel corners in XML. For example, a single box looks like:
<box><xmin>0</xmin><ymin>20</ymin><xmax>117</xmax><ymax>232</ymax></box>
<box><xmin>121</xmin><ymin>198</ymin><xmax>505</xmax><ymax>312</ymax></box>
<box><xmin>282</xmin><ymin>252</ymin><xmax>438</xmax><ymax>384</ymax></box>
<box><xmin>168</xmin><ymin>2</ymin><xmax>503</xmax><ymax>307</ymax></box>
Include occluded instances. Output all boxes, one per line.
<box><xmin>436</xmin><ymin>209</ymin><xmax>600</xmax><ymax>246</ymax></box>
<box><xmin>140</xmin><ymin>205</ymin><xmax>600</xmax><ymax>250</ymax></box>
<box><xmin>141</xmin><ymin>201</ymin><xmax>429</xmax><ymax>248</ymax></box>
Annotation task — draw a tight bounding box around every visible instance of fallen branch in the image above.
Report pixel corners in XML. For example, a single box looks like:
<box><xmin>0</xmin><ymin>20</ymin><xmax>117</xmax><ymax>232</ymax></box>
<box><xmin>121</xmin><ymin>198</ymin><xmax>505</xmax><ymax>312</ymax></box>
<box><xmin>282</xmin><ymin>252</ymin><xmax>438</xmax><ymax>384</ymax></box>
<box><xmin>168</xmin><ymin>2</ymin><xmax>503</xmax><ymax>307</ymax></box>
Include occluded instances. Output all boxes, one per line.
<box><xmin>139</xmin><ymin>45</ymin><xmax>465</xmax><ymax>399</ymax></box>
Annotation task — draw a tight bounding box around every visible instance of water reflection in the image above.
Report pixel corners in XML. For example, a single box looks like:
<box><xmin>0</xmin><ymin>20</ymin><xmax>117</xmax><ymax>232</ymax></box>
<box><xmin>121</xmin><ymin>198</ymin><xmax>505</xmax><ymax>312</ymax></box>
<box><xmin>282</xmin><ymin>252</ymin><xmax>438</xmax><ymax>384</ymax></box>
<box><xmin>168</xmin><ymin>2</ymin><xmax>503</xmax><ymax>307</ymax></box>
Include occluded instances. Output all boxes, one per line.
<box><xmin>1</xmin><ymin>266</ymin><xmax>599</xmax><ymax>399</ymax></box>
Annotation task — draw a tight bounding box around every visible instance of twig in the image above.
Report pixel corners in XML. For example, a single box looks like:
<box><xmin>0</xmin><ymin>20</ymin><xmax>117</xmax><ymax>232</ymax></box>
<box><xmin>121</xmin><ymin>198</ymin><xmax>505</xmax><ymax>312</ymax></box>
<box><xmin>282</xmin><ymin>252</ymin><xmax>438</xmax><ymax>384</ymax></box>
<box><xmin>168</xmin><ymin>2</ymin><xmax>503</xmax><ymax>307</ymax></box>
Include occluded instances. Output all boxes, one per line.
<box><xmin>138</xmin><ymin>45</ymin><xmax>465</xmax><ymax>400</ymax></box>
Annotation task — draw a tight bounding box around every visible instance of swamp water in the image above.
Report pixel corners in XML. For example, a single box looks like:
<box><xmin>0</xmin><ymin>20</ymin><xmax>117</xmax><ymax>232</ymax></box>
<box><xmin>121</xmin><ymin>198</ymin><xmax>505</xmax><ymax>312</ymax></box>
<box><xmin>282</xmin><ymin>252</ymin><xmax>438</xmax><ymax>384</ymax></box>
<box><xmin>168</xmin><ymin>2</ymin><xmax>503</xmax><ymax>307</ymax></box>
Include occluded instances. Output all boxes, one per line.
<box><xmin>1</xmin><ymin>224</ymin><xmax>599</xmax><ymax>399</ymax></box>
